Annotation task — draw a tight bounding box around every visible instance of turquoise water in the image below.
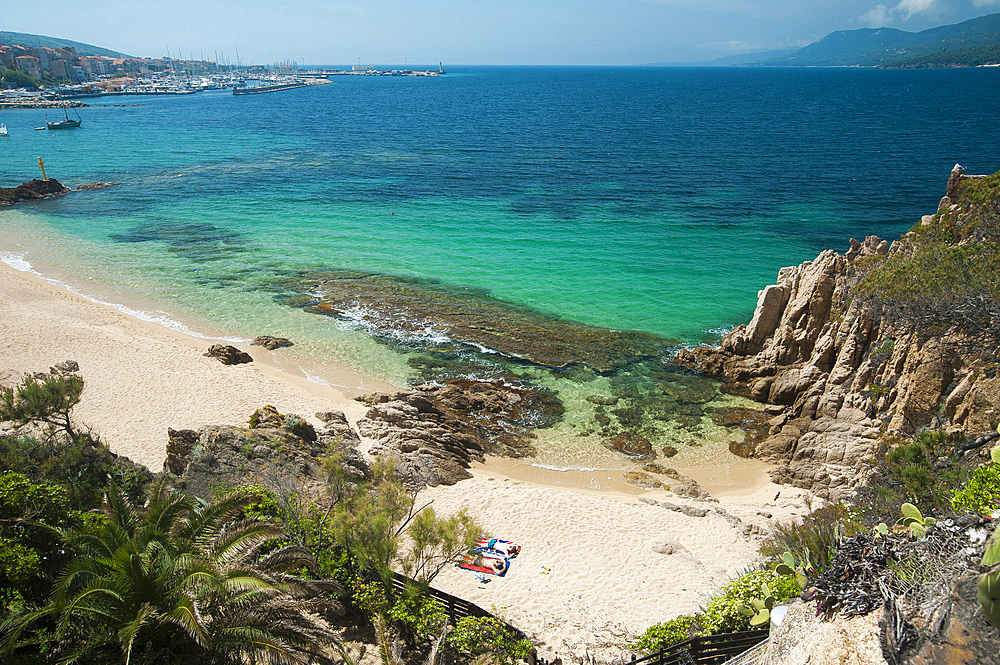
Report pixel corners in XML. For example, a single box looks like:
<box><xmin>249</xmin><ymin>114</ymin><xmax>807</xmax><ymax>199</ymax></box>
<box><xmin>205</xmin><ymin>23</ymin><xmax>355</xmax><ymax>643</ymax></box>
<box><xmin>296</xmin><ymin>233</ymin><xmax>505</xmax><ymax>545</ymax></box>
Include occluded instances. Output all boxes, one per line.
<box><xmin>2</xmin><ymin>66</ymin><xmax>999</xmax><ymax>468</ymax></box>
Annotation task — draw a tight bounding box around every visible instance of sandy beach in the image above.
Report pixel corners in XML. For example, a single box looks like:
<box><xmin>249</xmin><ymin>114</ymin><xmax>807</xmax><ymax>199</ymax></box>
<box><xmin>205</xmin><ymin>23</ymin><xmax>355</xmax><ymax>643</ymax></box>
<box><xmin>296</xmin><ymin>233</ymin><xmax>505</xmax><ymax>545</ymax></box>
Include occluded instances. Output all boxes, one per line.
<box><xmin>0</xmin><ymin>259</ymin><xmax>383</xmax><ymax>469</ymax></box>
<box><xmin>0</xmin><ymin>258</ymin><xmax>814</xmax><ymax>660</ymax></box>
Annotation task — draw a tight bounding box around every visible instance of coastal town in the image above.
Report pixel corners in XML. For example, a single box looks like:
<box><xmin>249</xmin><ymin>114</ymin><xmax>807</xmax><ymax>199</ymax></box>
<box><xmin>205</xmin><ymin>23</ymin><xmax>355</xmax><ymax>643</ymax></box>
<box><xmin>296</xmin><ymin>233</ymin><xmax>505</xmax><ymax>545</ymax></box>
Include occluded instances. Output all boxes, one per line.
<box><xmin>0</xmin><ymin>39</ymin><xmax>443</xmax><ymax>108</ymax></box>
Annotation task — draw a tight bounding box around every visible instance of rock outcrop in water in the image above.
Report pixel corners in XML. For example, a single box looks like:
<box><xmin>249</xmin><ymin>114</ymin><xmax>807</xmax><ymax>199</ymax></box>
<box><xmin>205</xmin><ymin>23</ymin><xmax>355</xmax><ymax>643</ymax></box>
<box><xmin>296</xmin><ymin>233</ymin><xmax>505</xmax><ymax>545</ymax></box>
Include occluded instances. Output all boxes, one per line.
<box><xmin>357</xmin><ymin>379</ymin><xmax>560</xmax><ymax>489</ymax></box>
<box><xmin>287</xmin><ymin>270</ymin><xmax>671</xmax><ymax>373</ymax></box>
<box><xmin>679</xmin><ymin>166</ymin><xmax>1000</xmax><ymax>498</ymax></box>
<box><xmin>0</xmin><ymin>179</ymin><xmax>69</xmax><ymax>205</ymax></box>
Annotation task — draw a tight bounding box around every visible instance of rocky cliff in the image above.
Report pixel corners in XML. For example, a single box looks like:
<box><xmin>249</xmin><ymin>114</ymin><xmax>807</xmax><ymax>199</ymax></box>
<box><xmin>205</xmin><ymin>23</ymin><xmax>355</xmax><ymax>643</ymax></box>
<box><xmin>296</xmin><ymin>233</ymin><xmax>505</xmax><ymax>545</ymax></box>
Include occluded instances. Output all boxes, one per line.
<box><xmin>678</xmin><ymin>166</ymin><xmax>1000</xmax><ymax>498</ymax></box>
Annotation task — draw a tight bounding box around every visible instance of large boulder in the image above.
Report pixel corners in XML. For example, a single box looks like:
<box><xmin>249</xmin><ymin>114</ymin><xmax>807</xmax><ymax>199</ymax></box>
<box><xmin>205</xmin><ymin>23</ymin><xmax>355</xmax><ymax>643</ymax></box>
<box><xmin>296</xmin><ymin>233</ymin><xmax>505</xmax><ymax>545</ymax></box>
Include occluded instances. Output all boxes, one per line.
<box><xmin>677</xmin><ymin>207</ymin><xmax>1000</xmax><ymax>499</ymax></box>
<box><xmin>163</xmin><ymin>407</ymin><xmax>368</xmax><ymax>500</ymax></box>
<box><xmin>204</xmin><ymin>344</ymin><xmax>253</xmax><ymax>365</ymax></box>
<box><xmin>356</xmin><ymin>379</ymin><xmax>556</xmax><ymax>489</ymax></box>
<box><xmin>763</xmin><ymin>601</ymin><xmax>887</xmax><ymax>665</ymax></box>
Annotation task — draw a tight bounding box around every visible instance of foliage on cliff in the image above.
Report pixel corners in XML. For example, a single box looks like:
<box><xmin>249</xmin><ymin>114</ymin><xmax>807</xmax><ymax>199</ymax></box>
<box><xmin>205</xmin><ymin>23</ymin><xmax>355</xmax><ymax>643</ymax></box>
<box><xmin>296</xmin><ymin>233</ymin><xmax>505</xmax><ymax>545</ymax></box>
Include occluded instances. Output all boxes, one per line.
<box><xmin>853</xmin><ymin>169</ymin><xmax>1000</xmax><ymax>344</ymax></box>
<box><xmin>885</xmin><ymin>45</ymin><xmax>1000</xmax><ymax>68</ymax></box>
<box><xmin>632</xmin><ymin>569</ymin><xmax>800</xmax><ymax>653</ymax></box>
<box><xmin>0</xmin><ymin>374</ymin><xmax>151</xmax><ymax>507</ymax></box>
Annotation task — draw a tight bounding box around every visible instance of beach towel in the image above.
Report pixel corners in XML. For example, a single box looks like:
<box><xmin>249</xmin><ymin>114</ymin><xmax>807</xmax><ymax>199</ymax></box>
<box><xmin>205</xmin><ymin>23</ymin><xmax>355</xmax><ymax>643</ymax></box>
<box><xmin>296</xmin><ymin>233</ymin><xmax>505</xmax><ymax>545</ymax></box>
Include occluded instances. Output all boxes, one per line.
<box><xmin>476</xmin><ymin>537</ymin><xmax>521</xmax><ymax>558</ymax></box>
<box><xmin>456</xmin><ymin>550</ymin><xmax>509</xmax><ymax>577</ymax></box>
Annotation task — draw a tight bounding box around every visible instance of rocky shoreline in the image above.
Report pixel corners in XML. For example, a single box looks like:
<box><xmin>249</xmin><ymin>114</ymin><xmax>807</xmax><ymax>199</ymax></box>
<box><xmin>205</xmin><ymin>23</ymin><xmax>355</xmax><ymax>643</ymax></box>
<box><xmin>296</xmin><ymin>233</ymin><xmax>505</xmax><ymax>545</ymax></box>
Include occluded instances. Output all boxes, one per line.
<box><xmin>678</xmin><ymin>166</ymin><xmax>1000</xmax><ymax>499</ymax></box>
<box><xmin>0</xmin><ymin>99</ymin><xmax>87</xmax><ymax>110</ymax></box>
<box><xmin>0</xmin><ymin>179</ymin><xmax>70</xmax><ymax>206</ymax></box>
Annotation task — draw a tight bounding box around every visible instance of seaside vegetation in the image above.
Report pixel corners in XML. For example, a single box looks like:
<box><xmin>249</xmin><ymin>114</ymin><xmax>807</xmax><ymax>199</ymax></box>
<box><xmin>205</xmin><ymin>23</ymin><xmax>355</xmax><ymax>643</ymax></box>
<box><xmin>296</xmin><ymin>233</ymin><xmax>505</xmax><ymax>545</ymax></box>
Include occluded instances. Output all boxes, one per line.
<box><xmin>632</xmin><ymin>569</ymin><xmax>800</xmax><ymax>653</ymax></box>
<box><xmin>854</xmin><ymin>170</ymin><xmax>1000</xmax><ymax>343</ymax></box>
<box><xmin>0</xmin><ymin>372</ymin><xmax>531</xmax><ymax>665</ymax></box>
<box><xmin>0</xmin><ymin>68</ymin><xmax>41</xmax><ymax>90</ymax></box>
<box><xmin>634</xmin><ymin>426</ymin><xmax>1000</xmax><ymax>654</ymax></box>
<box><xmin>885</xmin><ymin>45</ymin><xmax>1000</xmax><ymax>68</ymax></box>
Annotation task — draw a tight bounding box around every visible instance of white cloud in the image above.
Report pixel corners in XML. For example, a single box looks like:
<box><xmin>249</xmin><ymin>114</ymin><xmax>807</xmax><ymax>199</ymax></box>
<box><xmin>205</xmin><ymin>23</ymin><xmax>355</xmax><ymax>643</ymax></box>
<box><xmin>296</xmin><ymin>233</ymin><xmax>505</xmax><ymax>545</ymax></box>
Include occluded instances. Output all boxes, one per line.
<box><xmin>895</xmin><ymin>0</ymin><xmax>941</xmax><ymax>19</ymax></box>
<box><xmin>858</xmin><ymin>0</ymin><xmax>945</xmax><ymax>26</ymax></box>
<box><xmin>860</xmin><ymin>4</ymin><xmax>892</xmax><ymax>26</ymax></box>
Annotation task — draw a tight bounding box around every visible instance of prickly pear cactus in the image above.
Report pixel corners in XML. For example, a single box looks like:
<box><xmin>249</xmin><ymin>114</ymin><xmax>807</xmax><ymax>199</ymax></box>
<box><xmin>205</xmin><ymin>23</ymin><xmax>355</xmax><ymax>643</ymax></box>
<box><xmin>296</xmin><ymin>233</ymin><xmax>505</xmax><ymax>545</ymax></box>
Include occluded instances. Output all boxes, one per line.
<box><xmin>897</xmin><ymin>502</ymin><xmax>936</xmax><ymax>538</ymax></box>
<box><xmin>775</xmin><ymin>550</ymin><xmax>815</xmax><ymax>590</ymax></box>
<box><xmin>981</xmin><ymin>527</ymin><xmax>1000</xmax><ymax>629</ymax></box>
<box><xmin>739</xmin><ymin>582</ymin><xmax>776</xmax><ymax>627</ymax></box>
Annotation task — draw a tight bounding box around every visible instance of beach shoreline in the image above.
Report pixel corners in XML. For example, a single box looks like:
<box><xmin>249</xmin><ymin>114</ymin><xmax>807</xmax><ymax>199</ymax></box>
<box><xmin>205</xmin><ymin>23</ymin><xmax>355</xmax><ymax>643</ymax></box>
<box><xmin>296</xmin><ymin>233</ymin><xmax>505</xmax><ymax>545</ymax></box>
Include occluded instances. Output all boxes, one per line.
<box><xmin>0</xmin><ymin>258</ymin><xmax>387</xmax><ymax>469</ymax></box>
<box><xmin>0</xmin><ymin>256</ymin><xmax>813</xmax><ymax>659</ymax></box>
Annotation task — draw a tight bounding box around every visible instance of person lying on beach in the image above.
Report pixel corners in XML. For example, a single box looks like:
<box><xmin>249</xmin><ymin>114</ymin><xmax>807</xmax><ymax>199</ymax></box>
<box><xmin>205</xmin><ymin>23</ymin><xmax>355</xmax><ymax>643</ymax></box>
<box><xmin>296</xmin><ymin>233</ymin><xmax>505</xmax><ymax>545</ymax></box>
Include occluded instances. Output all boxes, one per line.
<box><xmin>476</xmin><ymin>537</ymin><xmax>521</xmax><ymax>558</ymax></box>
<box><xmin>457</xmin><ymin>551</ymin><xmax>509</xmax><ymax>576</ymax></box>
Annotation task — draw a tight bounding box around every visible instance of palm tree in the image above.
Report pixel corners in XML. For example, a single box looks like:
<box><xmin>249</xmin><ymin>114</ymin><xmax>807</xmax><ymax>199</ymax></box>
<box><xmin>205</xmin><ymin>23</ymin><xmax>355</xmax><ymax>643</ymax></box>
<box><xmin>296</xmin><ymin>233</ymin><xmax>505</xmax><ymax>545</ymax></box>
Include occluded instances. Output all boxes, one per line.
<box><xmin>1</xmin><ymin>483</ymin><xmax>343</xmax><ymax>664</ymax></box>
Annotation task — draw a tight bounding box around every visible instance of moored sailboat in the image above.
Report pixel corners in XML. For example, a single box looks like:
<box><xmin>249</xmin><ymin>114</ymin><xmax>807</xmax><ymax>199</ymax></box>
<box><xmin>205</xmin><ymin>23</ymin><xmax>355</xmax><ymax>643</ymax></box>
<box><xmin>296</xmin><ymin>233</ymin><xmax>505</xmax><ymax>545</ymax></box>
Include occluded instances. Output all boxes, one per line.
<box><xmin>46</xmin><ymin>107</ymin><xmax>82</xmax><ymax>130</ymax></box>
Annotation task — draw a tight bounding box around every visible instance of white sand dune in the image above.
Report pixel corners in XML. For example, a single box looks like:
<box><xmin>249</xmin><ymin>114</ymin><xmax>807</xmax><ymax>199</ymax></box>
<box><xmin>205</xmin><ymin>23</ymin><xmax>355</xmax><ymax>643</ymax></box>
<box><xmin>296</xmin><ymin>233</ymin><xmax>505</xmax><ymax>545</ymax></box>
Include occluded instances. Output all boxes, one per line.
<box><xmin>0</xmin><ymin>259</ymin><xmax>813</xmax><ymax>661</ymax></box>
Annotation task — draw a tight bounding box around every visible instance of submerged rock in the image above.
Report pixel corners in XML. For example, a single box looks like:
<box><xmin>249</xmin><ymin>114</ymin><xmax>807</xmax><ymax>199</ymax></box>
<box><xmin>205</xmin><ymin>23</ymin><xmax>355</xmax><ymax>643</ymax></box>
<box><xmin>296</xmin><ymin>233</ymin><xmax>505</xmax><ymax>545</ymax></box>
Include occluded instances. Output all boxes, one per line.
<box><xmin>287</xmin><ymin>269</ymin><xmax>672</xmax><ymax>373</ymax></box>
<box><xmin>622</xmin><ymin>472</ymin><xmax>663</xmax><ymax>489</ymax></box>
<box><xmin>604</xmin><ymin>432</ymin><xmax>655</xmax><ymax>460</ymax></box>
<box><xmin>252</xmin><ymin>336</ymin><xmax>294</xmax><ymax>350</ymax></box>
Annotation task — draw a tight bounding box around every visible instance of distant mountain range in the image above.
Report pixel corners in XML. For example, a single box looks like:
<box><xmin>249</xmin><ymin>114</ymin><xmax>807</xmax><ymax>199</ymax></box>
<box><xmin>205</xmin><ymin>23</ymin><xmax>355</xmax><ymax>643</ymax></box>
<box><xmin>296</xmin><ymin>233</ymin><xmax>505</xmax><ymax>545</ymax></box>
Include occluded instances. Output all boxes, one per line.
<box><xmin>0</xmin><ymin>30</ymin><xmax>129</xmax><ymax>58</ymax></box>
<box><xmin>758</xmin><ymin>12</ymin><xmax>1000</xmax><ymax>67</ymax></box>
<box><xmin>647</xmin><ymin>13</ymin><xmax>1000</xmax><ymax>68</ymax></box>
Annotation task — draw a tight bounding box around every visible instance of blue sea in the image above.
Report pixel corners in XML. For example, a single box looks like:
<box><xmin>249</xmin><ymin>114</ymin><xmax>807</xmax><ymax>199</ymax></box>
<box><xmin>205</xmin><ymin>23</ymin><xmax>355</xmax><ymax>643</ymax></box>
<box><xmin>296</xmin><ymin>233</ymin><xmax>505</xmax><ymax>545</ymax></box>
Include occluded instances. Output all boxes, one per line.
<box><xmin>2</xmin><ymin>66</ymin><xmax>999</xmax><ymax>469</ymax></box>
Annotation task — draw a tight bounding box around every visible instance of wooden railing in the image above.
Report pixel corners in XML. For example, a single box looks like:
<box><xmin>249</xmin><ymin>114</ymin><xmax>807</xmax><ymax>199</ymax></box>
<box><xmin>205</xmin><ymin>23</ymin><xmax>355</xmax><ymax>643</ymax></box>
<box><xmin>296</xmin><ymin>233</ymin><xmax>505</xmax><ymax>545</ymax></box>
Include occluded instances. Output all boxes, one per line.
<box><xmin>624</xmin><ymin>629</ymin><xmax>769</xmax><ymax>665</ymax></box>
<box><xmin>383</xmin><ymin>570</ymin><xmax>766</xmax><ymax>665</ymax></box>
<box><xmin>385</xmin><ymin>571</ymin><xmax>497</xmax><ymax>626</ymax></box>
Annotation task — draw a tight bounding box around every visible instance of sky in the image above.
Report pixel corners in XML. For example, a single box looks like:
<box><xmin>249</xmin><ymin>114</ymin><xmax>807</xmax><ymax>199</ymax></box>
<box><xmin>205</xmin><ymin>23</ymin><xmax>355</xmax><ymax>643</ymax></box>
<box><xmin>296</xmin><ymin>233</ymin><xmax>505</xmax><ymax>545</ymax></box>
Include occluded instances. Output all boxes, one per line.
<box><xmin>6</xmin><ymin>0</ymin><xmax>1000</xmax><ymax>65</ymax></box>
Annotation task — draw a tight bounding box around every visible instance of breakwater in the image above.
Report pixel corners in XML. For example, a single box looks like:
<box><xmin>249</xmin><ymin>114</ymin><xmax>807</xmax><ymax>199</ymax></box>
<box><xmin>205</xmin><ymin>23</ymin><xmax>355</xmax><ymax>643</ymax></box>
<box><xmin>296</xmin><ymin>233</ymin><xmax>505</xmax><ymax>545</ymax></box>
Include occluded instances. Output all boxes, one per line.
<box><xmin>0</xmin><ymin>99</ymin><xmax>87</xmax><ymax>110</ymax></box>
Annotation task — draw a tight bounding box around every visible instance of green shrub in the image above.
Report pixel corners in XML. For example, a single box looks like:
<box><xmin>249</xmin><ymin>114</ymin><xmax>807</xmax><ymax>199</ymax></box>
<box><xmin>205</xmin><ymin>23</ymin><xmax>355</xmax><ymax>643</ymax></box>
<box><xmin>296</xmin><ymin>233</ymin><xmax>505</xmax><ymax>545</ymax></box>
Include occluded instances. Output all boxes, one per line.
<box><xmin>633</xmin><ymin>570</ymin><xmax>800</xmax><ymax>654</ymax></box>
<box><xmin>853</xmin><ymin>170</ymin><xmax>1000</xmax><ymax>340</ymax></box>
<box><xmin>632</xmin><ymin>615</ymin><xmax>697</xmax><ymax>654</ymax></box>
<box><xmin>0</xmin><ymin>68</ymin><xmax>41</xmax><ymax>90</ymax></box>
<box><xmin>0</xmin><ymin>433</ymin><xmax>151</xmax><ymax>508</ymax></box>
<box><xmin>0</xmin><ymin>373</ymin><xmax>84</xmax><ymax>440</ymax></box>
<box><xmin>951</xmin><ymin>462</ymin><xmax>1000</xmax><ymax>516</ymax></box>
<box><xmin>760</xmin><ymin>503</ymin><xmax>864</xmax><ymax>572</ymax></box>
<box><xmin>0</xmin><ymin>473</ymin><xmax>85</xmax><ymax>615</ymax></box>
<box><xmin>388</xmin><ymin>590</ymin><xmax>448</xmax><ymax>643</ymax></box>
<box><xmin>447</xmin><ymin>616</ymin><xmax>534</xmax><ymax>665</ymax></box>
<box><xmin>699</xmin><ymin>570</ymin><xmax>800</xmax><ymax>635</ymax></box>
<box><xmin>866</xmin><ymin>430</ymin><xmax>969</xmax><ymax>515</ymax></box>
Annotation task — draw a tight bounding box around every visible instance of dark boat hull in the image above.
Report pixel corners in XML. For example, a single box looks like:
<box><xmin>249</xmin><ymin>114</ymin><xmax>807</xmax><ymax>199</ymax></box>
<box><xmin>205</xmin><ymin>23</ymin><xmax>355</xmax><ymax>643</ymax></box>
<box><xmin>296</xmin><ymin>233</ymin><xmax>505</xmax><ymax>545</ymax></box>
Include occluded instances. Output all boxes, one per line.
<box><xmin>46</xmin><ymin>120</ymin><xmax>82</xmax><ymax>130</ymax></box>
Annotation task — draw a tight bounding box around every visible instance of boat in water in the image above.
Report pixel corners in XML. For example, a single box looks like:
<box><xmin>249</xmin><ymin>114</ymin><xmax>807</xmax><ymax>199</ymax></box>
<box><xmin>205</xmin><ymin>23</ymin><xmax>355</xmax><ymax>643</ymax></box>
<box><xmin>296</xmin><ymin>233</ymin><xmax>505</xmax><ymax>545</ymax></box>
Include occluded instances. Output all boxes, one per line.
<box><xmin>0</xmin><ymin>123</ymin><xmax>7</xmax><ymax>137</ymax></box>
<box><xmin>46</xmin><ymin>107</ymin><xmax>82</xmax><ymax>130</ymax></box>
